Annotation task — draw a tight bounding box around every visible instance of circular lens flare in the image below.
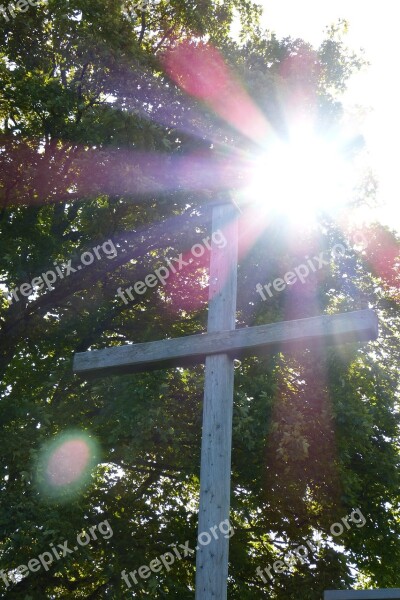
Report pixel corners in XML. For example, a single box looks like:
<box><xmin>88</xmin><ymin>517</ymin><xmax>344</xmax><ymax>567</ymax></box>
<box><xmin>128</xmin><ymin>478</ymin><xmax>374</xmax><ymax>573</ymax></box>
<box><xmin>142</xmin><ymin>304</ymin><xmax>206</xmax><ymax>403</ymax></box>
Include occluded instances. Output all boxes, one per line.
<box><xmin>36</xmin><ymin>431</ymin><xmax>99</xmax><ymax>501</ymax></box>
<box><xmin>46</xmin><ymin>438</ymin><xmax>91</xmax><ymax>487</ymax></box>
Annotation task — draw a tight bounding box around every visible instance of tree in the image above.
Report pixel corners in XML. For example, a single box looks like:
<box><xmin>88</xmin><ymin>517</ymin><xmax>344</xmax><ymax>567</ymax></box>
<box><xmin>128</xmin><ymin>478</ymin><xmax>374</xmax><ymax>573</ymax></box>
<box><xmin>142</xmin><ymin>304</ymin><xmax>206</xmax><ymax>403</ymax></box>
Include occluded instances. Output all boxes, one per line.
<box><xmin>0</xmin><ymin>2</ymin><xmax>399</xmax><ymax>598</ymax></box>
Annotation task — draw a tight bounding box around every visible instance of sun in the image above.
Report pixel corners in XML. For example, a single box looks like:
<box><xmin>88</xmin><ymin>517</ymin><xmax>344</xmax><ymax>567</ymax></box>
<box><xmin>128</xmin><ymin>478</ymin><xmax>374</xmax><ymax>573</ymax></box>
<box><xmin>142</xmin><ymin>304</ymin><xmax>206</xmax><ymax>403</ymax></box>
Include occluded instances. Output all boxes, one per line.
<box><xmin>243</xmin><ymin>125</ymin><xmax>353</xmax><ymax>224</ymax></box>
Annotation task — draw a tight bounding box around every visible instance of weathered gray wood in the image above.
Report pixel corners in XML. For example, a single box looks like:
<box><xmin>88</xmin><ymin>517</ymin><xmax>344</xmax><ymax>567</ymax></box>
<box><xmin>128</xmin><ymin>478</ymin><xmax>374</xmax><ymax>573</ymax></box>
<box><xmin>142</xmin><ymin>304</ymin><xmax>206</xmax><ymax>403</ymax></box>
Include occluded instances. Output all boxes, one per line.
<box><xmin>195</xmin><ymin>203</ymin><xmax>238</xmax><ymax>600</ymax></box>
<box><xmin>72</xmin><ymin>202</ymin><xmax>380</xmax><ymax>600</ymax></box>
<box><xmin>325</xmin><ymin>590</ymin><xmax>400</xmax><ymax>599</ymax></box>
<box><xmin>73</xmin><ymin>309</ymin><xmax>378</xmax><ymax>377</ymax></box>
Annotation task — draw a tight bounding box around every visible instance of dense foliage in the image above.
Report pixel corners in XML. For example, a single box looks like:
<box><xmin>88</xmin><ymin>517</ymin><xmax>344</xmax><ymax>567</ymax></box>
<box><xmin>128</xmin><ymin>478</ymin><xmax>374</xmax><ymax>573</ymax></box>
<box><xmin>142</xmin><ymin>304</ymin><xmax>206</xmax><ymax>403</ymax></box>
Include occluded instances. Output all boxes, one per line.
<box><xmin>0</xmin><ymin>1</ymin><xmax>399</xmax><ymax>598</ymax></box>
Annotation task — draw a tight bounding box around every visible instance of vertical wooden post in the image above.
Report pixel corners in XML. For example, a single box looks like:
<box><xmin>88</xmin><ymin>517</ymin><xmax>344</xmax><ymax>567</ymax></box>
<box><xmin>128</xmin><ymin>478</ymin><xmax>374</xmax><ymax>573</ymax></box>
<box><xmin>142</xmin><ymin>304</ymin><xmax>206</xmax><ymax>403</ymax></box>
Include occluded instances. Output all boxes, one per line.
<box><xmin>195</xmin><ymin>201</ymin><xmax>238</xmax><ymax>600</ymax></box>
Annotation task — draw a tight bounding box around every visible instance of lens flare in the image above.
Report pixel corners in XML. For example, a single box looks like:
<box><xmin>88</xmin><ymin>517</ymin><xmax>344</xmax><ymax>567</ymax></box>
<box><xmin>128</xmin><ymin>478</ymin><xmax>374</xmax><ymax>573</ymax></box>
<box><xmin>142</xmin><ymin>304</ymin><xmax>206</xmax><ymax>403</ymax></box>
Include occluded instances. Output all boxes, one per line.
<box><xmin>36</xmin><ymin>431</ymin><xmax>99</xmax><ymax>501</ymax></box>
<box><xmin>161</xmin><ymin>41</ymin><xmax>272</xmax><ymax>145</ymax></box>
<box><xmin>243</xmin><ymin>125</ymin><xmax>352</xmax><ymax>223</ymax></box>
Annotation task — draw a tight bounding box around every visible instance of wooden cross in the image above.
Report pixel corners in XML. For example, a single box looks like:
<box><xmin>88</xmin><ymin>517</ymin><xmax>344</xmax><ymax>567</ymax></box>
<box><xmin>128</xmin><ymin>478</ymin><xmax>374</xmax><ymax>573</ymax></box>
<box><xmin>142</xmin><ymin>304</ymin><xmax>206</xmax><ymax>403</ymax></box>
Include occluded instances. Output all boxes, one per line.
<box><xmin>73</xmin><ymin>201</ymin><xmax>378</xmax><ymax>600</ymax></box>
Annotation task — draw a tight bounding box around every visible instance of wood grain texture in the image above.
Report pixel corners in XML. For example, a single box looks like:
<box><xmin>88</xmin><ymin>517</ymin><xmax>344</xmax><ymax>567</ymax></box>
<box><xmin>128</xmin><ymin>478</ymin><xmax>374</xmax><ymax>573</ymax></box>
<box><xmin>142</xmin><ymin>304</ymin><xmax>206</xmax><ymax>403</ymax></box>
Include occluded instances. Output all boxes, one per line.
<box><xmin>73</xmin><ymin>309</ymin><xmax>378</xmax><ymax>377</ymax></box>
<box><xmin>195</xmin><ymin>202</ymin><xmax>237</xmax><ymax>600</ymax></box>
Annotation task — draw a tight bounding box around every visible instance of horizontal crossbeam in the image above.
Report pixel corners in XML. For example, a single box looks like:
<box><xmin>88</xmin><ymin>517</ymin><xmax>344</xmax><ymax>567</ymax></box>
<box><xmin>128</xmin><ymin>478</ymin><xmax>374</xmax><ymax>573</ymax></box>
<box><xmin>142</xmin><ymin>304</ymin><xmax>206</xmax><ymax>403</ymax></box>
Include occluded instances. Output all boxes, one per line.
<box><xmin>73</xmin><ymin>309</ymin><xmax>378</xmax><ymax>378</ymax></box>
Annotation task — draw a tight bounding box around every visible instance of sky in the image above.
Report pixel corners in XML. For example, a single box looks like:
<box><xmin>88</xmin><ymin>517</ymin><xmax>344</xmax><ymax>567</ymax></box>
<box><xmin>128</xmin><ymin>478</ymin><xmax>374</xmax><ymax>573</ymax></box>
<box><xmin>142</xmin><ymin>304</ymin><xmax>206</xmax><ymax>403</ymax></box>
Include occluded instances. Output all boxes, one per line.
<box><xmin>257</xmin><ymin>0</ymin><xmax>399</xmax><ymax>233</ymax></box>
